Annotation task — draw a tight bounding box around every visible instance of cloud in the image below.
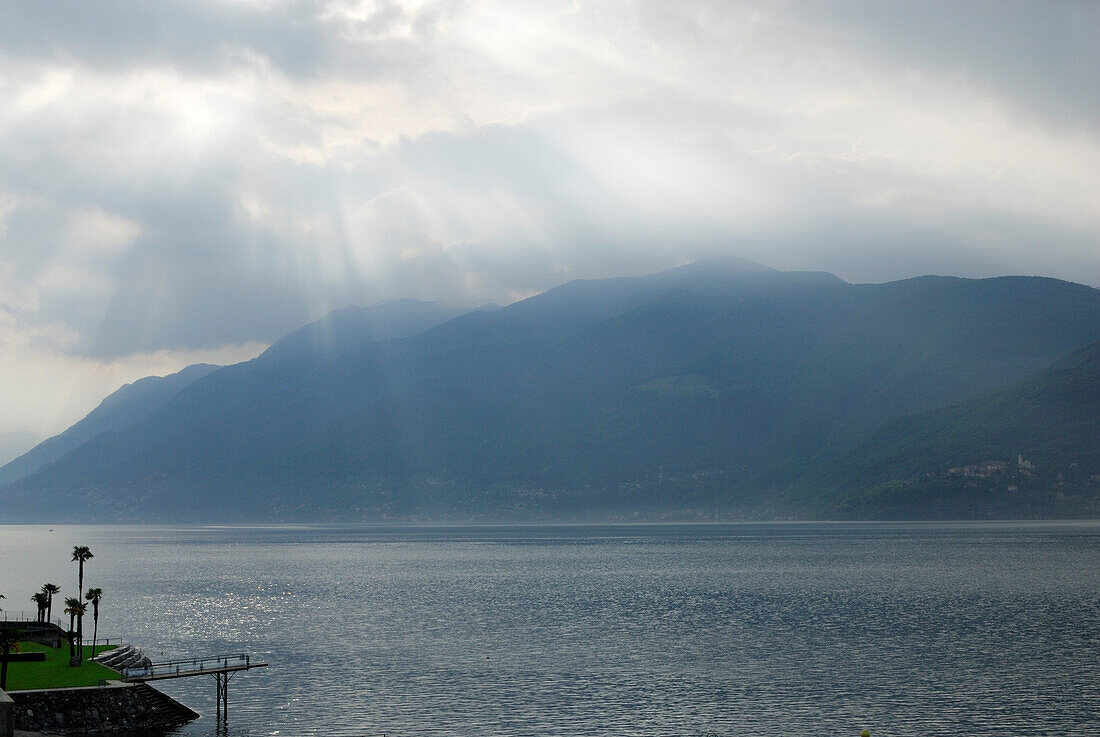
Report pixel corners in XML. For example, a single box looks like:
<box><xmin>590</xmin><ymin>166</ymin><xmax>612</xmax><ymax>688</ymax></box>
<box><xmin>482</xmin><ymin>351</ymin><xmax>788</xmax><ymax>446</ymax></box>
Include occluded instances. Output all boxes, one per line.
<box><xmin>785</xmin><ymin>0</ymin><xmax>1100</xmax><ymax>135</ymax></box>
<box><xmin>0</xmin><ymin>0</ymin><xmax>1098</xmax><ymax>442</ymax></box>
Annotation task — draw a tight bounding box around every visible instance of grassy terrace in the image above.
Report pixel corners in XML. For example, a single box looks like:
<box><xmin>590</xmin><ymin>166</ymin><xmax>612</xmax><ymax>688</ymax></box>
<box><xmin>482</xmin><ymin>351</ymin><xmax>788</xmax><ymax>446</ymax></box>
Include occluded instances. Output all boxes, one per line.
<box><xmin>4</xmin><ymin>642</ymin><xmax>119</xmax><ymax>691</ymax></box>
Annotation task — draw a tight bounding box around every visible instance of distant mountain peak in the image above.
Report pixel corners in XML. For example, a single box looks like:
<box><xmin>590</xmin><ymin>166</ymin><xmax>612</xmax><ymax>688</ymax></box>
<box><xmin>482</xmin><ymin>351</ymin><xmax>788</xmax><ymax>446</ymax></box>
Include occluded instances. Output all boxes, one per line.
<box><xmin>258</xmin><ymin>299</ymin><xmax>470</xmax><ymax>363</ymax></box>
<box><xmin>368</xmin><ymin>297</ymin><xmax>458</xmax><ymax>310</ymax></box>
<box><xmin>670</xmin><ymin>256</ymin><xmax>777</xmax><ymax>274</ymax></box>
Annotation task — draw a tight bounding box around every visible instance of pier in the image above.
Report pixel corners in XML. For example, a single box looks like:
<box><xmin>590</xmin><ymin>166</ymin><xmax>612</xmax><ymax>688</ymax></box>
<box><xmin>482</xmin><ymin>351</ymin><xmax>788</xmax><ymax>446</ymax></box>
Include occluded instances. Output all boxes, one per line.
<box><xmin>121</xmin><ymin>654</ymin><xmax>268</xmax><ymax>719</ymax></box>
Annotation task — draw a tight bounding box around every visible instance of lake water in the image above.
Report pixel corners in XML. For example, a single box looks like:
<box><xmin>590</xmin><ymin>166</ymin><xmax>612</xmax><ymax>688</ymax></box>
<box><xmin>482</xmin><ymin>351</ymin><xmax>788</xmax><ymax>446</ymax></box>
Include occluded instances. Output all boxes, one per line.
<box><xmin>0</xmin><ymin>523</ymin><xmax>1097</xmax><ymax>737</ymax></box>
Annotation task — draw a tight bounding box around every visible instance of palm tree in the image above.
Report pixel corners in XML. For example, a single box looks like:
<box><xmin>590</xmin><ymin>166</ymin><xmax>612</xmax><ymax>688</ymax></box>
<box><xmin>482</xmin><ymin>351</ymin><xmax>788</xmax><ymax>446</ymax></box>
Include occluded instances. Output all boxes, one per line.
<box><xmin>85</xmin><ymin>588</ymin><xmax>103</xmax><ymax>657</ymax></box>
<box><xmin>63</xmin><ymin>597</ymin><xmax>85</xmax><ymax>664</ymax></box>
<box><xmin>31</xmin><ymin>592</ymin><xmax>49</xmax><ymax>622</ymax></box>
<box><xmin>1</xmin><ymin>627</ymin><xmax>23</xmax><ymax>689</ymax></box>
<box><xmin>72</xmin><ymin>546</ymin><xmax>93</xmax><ymax>659</ymax></box>
<box><xmin>42</xmin><ymin>583</ymin><xmax>61</xmax><ymax>625</ymax></box>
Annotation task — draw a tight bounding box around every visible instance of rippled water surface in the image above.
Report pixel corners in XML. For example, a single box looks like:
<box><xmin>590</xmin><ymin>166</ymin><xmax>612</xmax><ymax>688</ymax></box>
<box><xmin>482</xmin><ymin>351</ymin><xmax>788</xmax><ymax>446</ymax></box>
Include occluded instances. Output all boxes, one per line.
<box><xmin>1</xmin><ymin>522</ymin><xmax>1097</xmax><ymax>736</ymax></box>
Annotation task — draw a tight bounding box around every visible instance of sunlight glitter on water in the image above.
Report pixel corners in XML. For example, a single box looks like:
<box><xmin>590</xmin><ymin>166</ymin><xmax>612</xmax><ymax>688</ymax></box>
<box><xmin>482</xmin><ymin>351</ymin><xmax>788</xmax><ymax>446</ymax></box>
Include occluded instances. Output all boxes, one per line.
<box><xmin>1</xmin><ymin>522</ymin><xmax>1097</xmax><ymax>737</ymax></box>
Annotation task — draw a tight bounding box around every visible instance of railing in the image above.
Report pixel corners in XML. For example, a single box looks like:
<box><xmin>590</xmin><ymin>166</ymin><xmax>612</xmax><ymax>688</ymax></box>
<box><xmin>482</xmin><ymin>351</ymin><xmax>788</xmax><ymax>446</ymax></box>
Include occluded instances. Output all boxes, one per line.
<box><xmin>122</xmin><ymin>654</ymin><xmax>252</xmax><ymax>679</ymax></box>
<box><xmin>0</xmin><ymin>613</ymin><xmax>66</xmax><ymax>629</ymax></box>
<box><xmin>0</xmin><ymin>616</ymin><xmax>119</xmax><ymax>647</ymax></box>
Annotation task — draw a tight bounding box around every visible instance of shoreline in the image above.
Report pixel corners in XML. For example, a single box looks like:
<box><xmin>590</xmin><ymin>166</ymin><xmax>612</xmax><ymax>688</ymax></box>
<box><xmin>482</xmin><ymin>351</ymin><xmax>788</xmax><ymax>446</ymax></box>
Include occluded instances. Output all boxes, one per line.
<box><xmin>3</xmin><ymin>681</ymin><xmax>197</xmax><ymax>736</ymax></box>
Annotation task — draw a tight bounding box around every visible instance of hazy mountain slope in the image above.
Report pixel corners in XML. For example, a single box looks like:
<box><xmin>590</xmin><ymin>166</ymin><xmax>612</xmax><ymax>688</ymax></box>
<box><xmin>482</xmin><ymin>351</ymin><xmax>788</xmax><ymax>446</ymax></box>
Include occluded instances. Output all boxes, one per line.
<box><xmin>797</xmin><ymin>341</ymin><xmax>1100</xmax><ymax>519</ymax></box>
<box><xmin>258</xmin><ymin>298</ymin><xmax>474</xmax><ymax>365</ymax></box>
<box><xmin>280</xmin><ymin>269</ymin><xmax>1096</xmax><ymax>504</ymax></box>
<box><xmin>0</xmin><ymin>299</ymin><xmax>470</xmax><ymax>509</ymax></box>
<box><xmin>144</xmin><ymin>299</ymin><xmax>473</xmax><ymax>428</ymax></box>
<box><xmin>0</xmin><ymin>362</ymin><xmax>220</xmax><ymax>486</ymax></box>
<box><xmin>2</xmin><ymin>262</ymin><xmax>1098</xmax><ymax>521</ymax></box>
<box><xmin>830</xmin><ymin>275</ymin><xmax>1100</xmax><ymax>435</ymax></box>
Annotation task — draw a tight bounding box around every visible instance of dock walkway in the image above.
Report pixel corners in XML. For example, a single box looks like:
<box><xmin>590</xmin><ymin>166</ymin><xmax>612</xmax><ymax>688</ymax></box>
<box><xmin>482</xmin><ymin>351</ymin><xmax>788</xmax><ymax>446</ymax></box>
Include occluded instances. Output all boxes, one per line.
<box><xmin>121</xmin><ymin>654</ymin><xmax>266</xmax><ymax>682</ymax></box>
<box><xmin>121</xmin><ymin>654</ymin><xmax>267</xmax><ymax>718</ymax></box>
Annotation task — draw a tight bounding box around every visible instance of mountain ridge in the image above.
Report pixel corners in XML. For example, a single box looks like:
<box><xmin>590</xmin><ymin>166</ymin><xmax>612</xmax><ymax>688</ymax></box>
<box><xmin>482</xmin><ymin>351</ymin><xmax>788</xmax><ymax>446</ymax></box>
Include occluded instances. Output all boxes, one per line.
<box><xmin>0</xmin><ymin>362</ymin><xmax>221</xmax><ymax>487</ymax></box>
<box><xmin>1</xmin><ymin>262</ymin><xmax>1097</xmax><ymax>522</ymax></box>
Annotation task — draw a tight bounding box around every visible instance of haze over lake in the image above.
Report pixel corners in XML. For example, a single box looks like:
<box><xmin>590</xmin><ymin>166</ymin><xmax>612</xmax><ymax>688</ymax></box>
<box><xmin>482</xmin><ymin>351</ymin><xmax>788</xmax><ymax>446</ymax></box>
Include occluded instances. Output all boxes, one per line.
<box><xmin>2</xmin><ymin>522</ymin><xmax>1097</xmax><ymax>737</ymax></box>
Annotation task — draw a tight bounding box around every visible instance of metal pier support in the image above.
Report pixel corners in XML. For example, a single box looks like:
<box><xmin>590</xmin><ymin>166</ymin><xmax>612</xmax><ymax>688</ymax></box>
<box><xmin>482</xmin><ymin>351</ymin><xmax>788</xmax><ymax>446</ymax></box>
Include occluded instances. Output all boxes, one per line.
<box><xmin>213</xmin><ymin>671</ymin><xmax>232</xmax><ymax>719</ymax></box>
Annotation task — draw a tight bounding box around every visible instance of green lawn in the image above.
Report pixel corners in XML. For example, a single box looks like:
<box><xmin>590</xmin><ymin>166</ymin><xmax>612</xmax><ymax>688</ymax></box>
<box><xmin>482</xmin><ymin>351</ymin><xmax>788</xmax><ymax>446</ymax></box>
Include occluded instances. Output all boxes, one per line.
<box><xmin>2</xmin><ymin>642</ymin><xmax>119</xmax><ymax>691</ymax></box>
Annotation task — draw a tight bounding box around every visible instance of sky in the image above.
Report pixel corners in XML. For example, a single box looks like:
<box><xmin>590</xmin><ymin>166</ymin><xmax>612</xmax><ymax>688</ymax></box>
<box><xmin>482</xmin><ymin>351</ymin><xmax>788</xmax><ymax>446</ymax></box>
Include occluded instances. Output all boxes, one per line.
<box><xmin>1</xmin><ymin>0</ymin><xmax>1098</xmax><ymax>464</ymax></box>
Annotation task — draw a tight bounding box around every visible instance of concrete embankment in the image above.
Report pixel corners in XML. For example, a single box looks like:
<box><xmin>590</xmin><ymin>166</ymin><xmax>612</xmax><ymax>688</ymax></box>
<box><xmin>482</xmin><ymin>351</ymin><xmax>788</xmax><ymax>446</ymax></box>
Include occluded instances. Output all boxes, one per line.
<box><xmin>4</xmin><ymin>681</ymin><xmax>198</xmax><ymax>735</ymax></box>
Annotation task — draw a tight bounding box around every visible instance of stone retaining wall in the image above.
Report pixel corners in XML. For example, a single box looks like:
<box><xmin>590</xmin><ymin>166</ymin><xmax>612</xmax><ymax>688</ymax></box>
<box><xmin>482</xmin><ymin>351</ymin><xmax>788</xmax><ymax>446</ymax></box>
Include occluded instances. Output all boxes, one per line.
<box><xmin>9</xmin><ymin>682</ymin><xmax>196</xmax><ymax>735</ymax></box>
<box><xmin>0</xmin><ymin>689</ymin><xmax>14</xmax><ymax>737</ymax></box>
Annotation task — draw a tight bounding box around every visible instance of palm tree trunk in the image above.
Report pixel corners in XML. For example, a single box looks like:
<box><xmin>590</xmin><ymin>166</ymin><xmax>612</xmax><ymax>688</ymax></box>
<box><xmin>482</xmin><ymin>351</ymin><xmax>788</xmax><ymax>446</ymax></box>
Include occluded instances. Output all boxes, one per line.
<box><xmin>92</xmin><ymin>611</ymin><xmax>99</xmax><ymax>658</ymax></box>
<box><xmin>77</xmin><ymin>563</ymin><xmax>84</xmax><ymax>661</ymax></box>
